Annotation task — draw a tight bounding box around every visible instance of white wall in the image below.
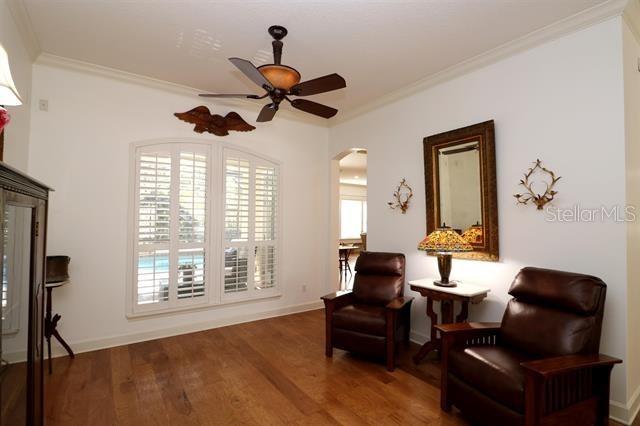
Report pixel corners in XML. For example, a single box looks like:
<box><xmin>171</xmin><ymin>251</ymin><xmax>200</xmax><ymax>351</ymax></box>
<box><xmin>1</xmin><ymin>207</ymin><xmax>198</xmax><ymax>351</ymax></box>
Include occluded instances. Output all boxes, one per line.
<box><xmin>0</xmin><ymin>0</ymin><xmax>33</xmax><ymax>170</ymax></box>
<box><xmin>330</xmin><ymin>17</ymin><xmax>629</xmax><ymax>408</ymax></box>
<box><xmin>623</xmin><ymin>16</ymin><xmax>640</xmax><ymax>419</ymax></box>
<box><xmin>26</xmin><ymin>63</ymin><xmax>330</xmax><ymax>354</ymax></box>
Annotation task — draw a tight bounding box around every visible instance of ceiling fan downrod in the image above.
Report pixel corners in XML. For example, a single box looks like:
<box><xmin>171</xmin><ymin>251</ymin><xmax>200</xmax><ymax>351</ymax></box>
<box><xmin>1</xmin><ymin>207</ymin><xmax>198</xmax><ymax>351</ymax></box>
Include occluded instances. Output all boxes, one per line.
<box><xmin>268</xmin><ymin>25</ymin><xmax>287</xmax><ymax>65</ymax></box>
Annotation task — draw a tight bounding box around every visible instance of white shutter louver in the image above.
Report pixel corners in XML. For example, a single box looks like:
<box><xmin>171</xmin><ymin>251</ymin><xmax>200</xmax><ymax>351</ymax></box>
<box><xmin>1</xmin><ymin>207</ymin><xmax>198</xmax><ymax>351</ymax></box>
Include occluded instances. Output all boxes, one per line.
<box><xmin>224</xmin><ymin>158</ymin><xmax>250</xmax><ymax>242</ymax></box>
<box><xmin>178</xmin><ymin>248</ymin><xmax>205</xmax><ymax>299</ymax></box>
<box><xmin>223</xmin><ymin>150</ymin><xmax>279</xmax><ymax>298</ymax></box>
<box><xmin>254</xmin><ymin>245</ymin><xmax>276</xmax><ymax>290</ymax></box>
<box><xmin>224</xmin><ymin>246</ymin><xmax>249</xmax><ymax>293</ymax></box>
<box><xmin>138</xmin><ymin>154</ymin><xmax>171</xmax><ymax>244</ymax></box>
<box><xmin>179</xmin><ymin>152</ymin><xmax>207</xmax><ymax>243</ymax></box>
<box><xmin>176</xmin><ymin>151</ymin><xmax>207</xmax><ymax>301</ymax></box>
<box><xmin>136</xmin><ymin>153</ymin><xmax>171</xmax><ymax>304</ymax></box>
<box><xmin>133</xmin><ymin>146</ymin><xmax>209</xmax><ymax>311</ymax></box>
<box><xmin>255</xmin><ymin>165</ymin><xmax>278</xmax><ymax>241</ymax></box>
<box><xmin>224</xmin><ymin>156</ymin><xmax>251</xmax><ymax>294</ymax></box>
<box><xmin>137</xmin><ymin>249</ymin><xmax>170</xmax><ymax>304</ymax></box>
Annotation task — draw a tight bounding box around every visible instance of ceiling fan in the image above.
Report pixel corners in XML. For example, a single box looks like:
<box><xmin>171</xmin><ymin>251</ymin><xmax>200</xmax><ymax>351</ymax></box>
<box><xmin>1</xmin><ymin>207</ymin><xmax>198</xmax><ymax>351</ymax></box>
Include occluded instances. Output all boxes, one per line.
<box><xmin>199</xmin><ymin>25</ymin><xmax>346</xmax><ymax>122</ymax></box>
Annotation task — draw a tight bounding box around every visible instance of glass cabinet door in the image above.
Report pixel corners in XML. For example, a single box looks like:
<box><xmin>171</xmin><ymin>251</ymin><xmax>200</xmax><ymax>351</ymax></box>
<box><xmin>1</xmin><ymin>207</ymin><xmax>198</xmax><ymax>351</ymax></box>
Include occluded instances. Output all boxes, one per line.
<box><xmin>0</xmin><ymin>192</ymin><xmax>45</xmax><ymax>426</ymax></box>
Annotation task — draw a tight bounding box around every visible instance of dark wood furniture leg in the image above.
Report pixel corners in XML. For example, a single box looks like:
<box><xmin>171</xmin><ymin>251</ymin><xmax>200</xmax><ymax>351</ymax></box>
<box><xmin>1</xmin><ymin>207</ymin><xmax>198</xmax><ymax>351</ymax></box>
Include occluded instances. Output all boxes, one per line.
<box><xmin>386</xmin><ymin>310</ymin><xmax>396</xmax><ymax>371</ymax></box>
<box><xmin>456</xmin><ymin>301</ymin><xmax>469</xmax><ymax>322</ymax></box>
<box><xmin>44</xmin><ymin>286</ymin><xmax>75</xmax><ymax>374</ymax></box>
<box><xmin>413</xmin><ymin>298</ymin><xmax>440</xmax><ymax>363</ymax></box>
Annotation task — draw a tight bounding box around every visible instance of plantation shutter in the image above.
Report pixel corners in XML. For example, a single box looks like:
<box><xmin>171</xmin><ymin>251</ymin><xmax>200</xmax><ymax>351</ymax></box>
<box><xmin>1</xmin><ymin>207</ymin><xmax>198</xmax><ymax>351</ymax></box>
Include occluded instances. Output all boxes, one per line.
<box><xmin>134</xmin><ymin>144</ymin><xmax>209</xmax><ymax>312</ymax></box>
<box><xmin>223</xmin><ymin>149</ymin><xmax>279</xmax><ymax>299</ymax></box>
<box><xmin>136</xmin><ymin>151</ymin><xmax>172</xmax><ymax>305</ymax></box>
<box><xmin>254</xmin><ymin>164</ymin><xmax>278</xmax><ymax>290</ymax></box>
<box><xmin>177</xmin><ymin>151</ymin><xmax>207</xmax><ymax>301</ymax></box>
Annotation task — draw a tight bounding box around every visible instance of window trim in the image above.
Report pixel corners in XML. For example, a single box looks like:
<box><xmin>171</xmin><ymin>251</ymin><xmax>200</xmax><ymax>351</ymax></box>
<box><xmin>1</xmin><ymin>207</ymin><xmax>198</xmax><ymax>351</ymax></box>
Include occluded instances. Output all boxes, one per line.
<box><xmin>126</xmin><ymin>139</ymin><xmax>282</xmax><ymax>319</ymax></box>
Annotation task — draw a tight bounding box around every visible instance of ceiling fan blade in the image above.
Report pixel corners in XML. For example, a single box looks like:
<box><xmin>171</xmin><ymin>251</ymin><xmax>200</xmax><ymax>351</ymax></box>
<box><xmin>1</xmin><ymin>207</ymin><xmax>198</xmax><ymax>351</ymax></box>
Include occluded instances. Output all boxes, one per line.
<box><xmin>289</xmin><ymin>99</ymin><xmax>338</xmax><ymax>119</ymax></box>
<box><xmin>257</xmin><ymin>103</ymin><xmax>278</xmax><ymax>122</ymax></box>
<box><xmin>199</xmin><ymin>93</ymin><xmax>264</xmax><ymax>99</ymax></box>
<box><xmin>229</xmin><ymin>58</ymin><xmax>273</xmax><ymax>91</ymax></box>
<box><xmin>289</xmin><ymin>73</ymin><xmax>346</xmax><ymax>96</ymax></box>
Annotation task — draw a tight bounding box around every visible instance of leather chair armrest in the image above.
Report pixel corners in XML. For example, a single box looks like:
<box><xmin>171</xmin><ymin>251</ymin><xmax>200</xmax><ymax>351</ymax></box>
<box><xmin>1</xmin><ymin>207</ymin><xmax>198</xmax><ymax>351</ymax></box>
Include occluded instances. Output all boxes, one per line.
<box><xmin>385</xmin><ymin>296</ymin><xmax>414</xmax><ymax>311</ymax></box>
<box><xmin>521</xmin><ymin>354</ymin><xmax>622</xmax><ymax>379</ymax></box>
<box><xmin>435</xmin><ymin>322</ymin><xmax>501</xmax><ymax>336</ymax></box>
<box><xmin>321</xmin><ymin>290</ymin><xmax>353</xmax><ymax>310</ymax></box>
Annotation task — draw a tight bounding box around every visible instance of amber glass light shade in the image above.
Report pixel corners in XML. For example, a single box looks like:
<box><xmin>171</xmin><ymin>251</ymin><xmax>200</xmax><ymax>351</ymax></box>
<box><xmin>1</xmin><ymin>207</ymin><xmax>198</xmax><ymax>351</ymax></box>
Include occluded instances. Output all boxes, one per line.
<box><xmin>417</xmin><ymin>227</ymin><xmax>473</xmax><ymax>254</ymax></box>
<box><xmin>461</xmin><ymin>223</ymin><xmax>484</xmax><ymax>245</ymax></box>
<box><xmin>258</xmin><ymin>64</ymin><xmax>301</xmax><ymax>90</ymax></box>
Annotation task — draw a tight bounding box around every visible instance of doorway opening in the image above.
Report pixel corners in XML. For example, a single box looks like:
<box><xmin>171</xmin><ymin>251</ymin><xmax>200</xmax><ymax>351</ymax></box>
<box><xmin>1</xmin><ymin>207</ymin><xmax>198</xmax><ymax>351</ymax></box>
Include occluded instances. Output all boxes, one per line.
<box><xmin>336</xmin><ymin>149</ymin><xmax>367</xmax><ymax>290</ymax></box>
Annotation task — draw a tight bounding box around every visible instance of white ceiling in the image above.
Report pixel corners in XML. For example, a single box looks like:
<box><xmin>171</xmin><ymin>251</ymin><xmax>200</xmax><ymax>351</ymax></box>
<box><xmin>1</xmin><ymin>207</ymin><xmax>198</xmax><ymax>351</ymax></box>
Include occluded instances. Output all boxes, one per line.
<box><xmin>340</xmin><ymin>152</ymin><xmax>367</xmax><ymax>186</ymax></box>
<box><xmin>22</xmin><ymin>0</ymin><xmax>606</xmax><ymax>119</ymax></box>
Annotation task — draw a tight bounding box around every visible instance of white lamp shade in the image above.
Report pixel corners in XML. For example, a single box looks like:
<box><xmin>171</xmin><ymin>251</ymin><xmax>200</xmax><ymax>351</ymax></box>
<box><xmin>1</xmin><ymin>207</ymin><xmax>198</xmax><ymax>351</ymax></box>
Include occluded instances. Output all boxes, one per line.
<box><xmin>0</xmin><ymin>45</ymin><xmax>22</xmax><ymax>106</ymax></box>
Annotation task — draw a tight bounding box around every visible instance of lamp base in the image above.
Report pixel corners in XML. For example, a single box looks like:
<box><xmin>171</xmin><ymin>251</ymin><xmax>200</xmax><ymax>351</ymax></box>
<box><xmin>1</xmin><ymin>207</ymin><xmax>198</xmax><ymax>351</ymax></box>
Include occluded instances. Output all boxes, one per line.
<box><xmin>433</xmin><ymin>280</ymin><xmax>458</xmax><ymax>288</ymax></box>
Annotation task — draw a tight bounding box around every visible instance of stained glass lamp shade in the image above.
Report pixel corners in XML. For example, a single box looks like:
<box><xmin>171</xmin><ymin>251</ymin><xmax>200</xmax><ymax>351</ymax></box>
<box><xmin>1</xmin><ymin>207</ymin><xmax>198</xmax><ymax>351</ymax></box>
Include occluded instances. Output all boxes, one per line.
<box><xmin>461</xmin><ymin>222</ymin><xmax>484</xmax><ymax>245</ymax></box>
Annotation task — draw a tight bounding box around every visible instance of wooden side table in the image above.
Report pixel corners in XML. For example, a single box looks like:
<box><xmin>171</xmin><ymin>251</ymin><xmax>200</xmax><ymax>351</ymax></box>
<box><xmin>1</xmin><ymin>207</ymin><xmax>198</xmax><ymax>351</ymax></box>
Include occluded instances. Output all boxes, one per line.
<box><xmin>409</xmin><ymin>278</ymin><xmax>489</xmax><ymax>364</ymax></box>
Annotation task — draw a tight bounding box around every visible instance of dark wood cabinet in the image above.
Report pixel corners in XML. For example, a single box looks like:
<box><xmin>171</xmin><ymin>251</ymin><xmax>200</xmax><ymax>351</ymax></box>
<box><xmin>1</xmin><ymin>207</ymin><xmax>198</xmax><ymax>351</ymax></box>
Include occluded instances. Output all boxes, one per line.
<box><xmin>0</xmin><ymin>162</ymin><xmax>50</xmax><ymax>426</ymax></box>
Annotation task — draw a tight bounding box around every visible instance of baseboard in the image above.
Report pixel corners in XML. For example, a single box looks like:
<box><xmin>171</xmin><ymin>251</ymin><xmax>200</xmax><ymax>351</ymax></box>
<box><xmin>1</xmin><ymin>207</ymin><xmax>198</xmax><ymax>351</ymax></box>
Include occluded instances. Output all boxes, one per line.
<box><xmin>610</xmin><ymin>384</ymin><xmax>640</xmax><ymax>425</ymax></box>
<box><xmin>3</xmin><ymin>300</ymin><xmax>324</xmax><ymax>363</ymax></box>
<box><xmin>409</xmin><ymin>329</ymin><xmax>429</xmax><ymax>345</ymax></box>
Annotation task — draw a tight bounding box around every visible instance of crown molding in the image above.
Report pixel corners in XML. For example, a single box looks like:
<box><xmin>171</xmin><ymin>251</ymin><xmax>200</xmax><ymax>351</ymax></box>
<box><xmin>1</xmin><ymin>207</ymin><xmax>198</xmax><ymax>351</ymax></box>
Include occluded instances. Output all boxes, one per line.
<box><xmin>331</xmin><ymin>0</ymin><xmax>629</xmax><ymax>126</ymax></box>
<box><xmin>34</xmin><ymin>53</ymin><xmax>329</xmax><ymax>128</ymax></box>
<box><xmin>5</xmin><ymin>0</ymin><xmax>41</xmax><ymax>61</ymax></box>
<box><xmin>623</xmin><ymin>0</ymin><xmax>640</xmax><ymax>44</ymax></box>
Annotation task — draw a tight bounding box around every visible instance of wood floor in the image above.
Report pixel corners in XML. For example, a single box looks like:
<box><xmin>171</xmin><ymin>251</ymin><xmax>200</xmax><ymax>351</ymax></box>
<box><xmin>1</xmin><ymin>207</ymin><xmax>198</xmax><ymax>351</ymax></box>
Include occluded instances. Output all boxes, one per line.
<box><xmin>45</xmin><ymin>309</ymin><xmax>469</xmax><ymax>425</ymax></box>
<box><xmin>45</xmin><ymin>309</ymin><xmax>633</xmax><ymax>426</ymax></box>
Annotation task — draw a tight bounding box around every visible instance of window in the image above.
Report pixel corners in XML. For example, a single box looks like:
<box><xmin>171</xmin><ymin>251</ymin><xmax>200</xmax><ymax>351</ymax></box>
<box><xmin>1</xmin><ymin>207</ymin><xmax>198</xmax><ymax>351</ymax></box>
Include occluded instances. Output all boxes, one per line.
<box><xmin>133</xmin><ymin>144</ymin><xmax>209</xmax><ymax>313</ymax></box>
<box><xmin>223</xmin><ymin>149</ymin><xmax>279</xmax><ymax>301</ymax></box>
<box><xmin>129</xmin><ymin>141</ymin><xmax>280</xmax><ymax>316</ymax></box>
<box><xmin>340</xmin><ymin>198</ymin><xmax>367</xmax><ymax>239</ymax></box>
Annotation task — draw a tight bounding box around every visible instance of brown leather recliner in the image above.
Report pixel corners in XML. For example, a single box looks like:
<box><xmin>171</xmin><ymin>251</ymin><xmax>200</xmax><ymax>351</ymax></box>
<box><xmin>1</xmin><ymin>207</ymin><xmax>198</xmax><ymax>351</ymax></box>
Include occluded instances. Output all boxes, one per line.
<box><xmin>322</xmin><ymin>252</ymin><xmax>413</xmax><ymax>371</ymax></box>
<box><xmin>437</xmin><ymin>267</ymin><xmax>622</xmax><ymax>426</ymax></box>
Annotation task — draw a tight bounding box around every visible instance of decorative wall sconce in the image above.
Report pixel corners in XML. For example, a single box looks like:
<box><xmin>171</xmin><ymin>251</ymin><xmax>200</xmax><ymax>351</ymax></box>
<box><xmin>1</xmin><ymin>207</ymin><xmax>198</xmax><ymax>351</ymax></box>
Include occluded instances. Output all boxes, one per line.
<box><xmin>388</xmin><ymin>178</ymin><xmax>413</xmax><ymax>214</ymax></box>
<box><xmin>514</xmin><ymin>159</ymin><xmax>561</xmax><ymax>210</ymax></box>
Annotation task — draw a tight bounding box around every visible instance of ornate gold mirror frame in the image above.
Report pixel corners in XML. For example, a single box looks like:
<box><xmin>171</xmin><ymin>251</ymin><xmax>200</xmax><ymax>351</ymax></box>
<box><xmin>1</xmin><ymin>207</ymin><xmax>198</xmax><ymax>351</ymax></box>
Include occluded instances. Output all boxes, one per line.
<box><xmin>423</xmin><ymin>120</ymin><xmax>499</xmax><ymax>261</ymax></box>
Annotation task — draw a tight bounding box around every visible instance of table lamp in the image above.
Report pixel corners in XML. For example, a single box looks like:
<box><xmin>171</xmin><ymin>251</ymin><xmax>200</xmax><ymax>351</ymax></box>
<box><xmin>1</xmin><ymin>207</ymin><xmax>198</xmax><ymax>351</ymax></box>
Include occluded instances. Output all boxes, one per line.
<box><xmin>418</xmin><ymin>226</ymin><xmax>472</xmax><ymax>287</ymax></box>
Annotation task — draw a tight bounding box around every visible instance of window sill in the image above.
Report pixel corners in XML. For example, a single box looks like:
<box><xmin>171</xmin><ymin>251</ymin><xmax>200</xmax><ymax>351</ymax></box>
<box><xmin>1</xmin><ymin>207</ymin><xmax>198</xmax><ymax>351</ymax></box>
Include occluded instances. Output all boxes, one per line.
<box><xmin>126</xmin><ymin>292</ymin><xmax>283</xmax><ymax>320</ymax></box>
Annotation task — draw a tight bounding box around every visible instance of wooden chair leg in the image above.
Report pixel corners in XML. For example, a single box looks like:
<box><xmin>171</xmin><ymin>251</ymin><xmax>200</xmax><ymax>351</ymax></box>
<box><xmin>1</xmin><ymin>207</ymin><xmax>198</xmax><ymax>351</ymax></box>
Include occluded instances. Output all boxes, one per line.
<box><xmin>386</xmin><ymin>310</ymin><xmax>396</xmax><ymax>371</ymax></box>
<box><xmin>403</xmin><ymin>304</ymin><xmax>411</xmax><ymax>345</ymax></box>
<box><xmin>594</xmin><ymin>366</ymin><xmax>613</xmax><ymax>426</ymax></box>
<box><xmin>524</xmin><ymin>372</ymin><xmax>544</xmax><ymax>426</ymax></box>
<box><xmin>440</xmin><ymin>334</ymin><xmax>452</xmax><ymax>412</ymax></box>
<box><xmin>325</xmin><ymin>306</ymin><xmax>333</xmax><ymax>358</ymax></box>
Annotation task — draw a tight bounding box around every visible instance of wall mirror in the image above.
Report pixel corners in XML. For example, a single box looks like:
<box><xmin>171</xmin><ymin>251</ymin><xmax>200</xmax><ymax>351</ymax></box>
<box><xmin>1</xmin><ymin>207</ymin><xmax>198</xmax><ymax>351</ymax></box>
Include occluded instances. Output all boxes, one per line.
<box><xmin>423</xmin><ymin>120</ymin><xmax>499</xmax><ymax>261</ymax></box>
